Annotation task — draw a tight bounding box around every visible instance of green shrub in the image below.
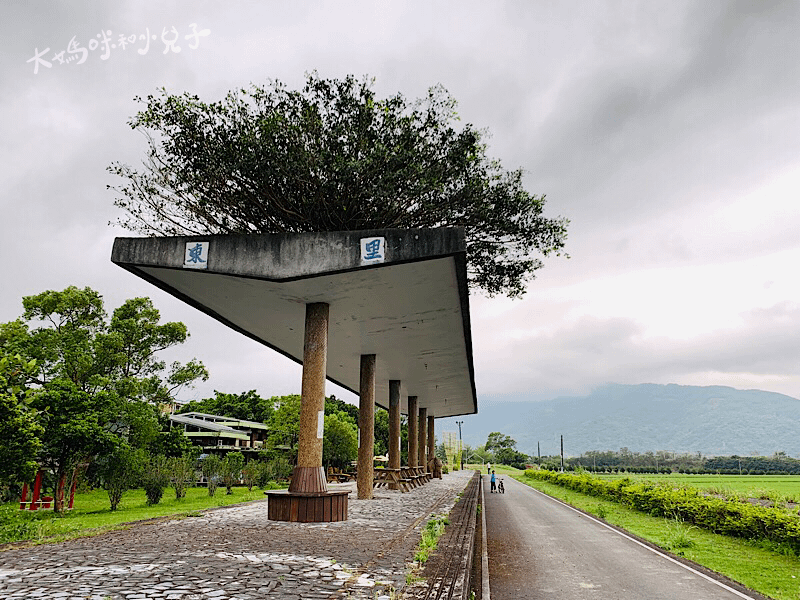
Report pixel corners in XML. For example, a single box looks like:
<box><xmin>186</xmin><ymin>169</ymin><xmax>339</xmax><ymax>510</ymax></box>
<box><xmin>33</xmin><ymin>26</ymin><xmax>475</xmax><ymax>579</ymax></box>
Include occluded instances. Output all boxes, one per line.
<box><xmin>141</xmin><ymin>455</ymin><xmax>171</xmax><ymax>506</ymax></box>
<box><xmin>95</xmin><ymin>446</ymin><xmax>145</xmax><ymax>511</ymax></box>
<box><xmin>241</xmin><ymin>461</ymin><xmax>260</xmax><ymax>491</ymax></box>
<box><xmin>168</xmin><ymin>455</ymin><xmax>195</xmax><ymax>499</ymax></box>
<box><xmin>201</xmin><ymin>455</ymin><xmax>222</xmax><ymax>497</ymax></box>
<box><xmin>221</xmin><ymin>452</ymin><xmax>244</xmax><ymax>495</ymax></box>
<box><xmin>268</xmin><ymin>456</ymin><xmax>292</xmax><ymax>481</ymax></box>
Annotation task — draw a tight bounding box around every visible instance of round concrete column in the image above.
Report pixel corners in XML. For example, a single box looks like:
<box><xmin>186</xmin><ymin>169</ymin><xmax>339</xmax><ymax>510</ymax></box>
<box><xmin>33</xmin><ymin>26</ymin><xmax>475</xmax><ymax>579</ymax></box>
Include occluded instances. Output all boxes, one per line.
<box><xmin>407</xmin><ymin>396</ymin><xmax>418</xmax><ymax>468</ymax></box>
<box><xmin>289</xmin><ymin>302</ymin><xmax>329</xmax><ymax>494</ymax></box>
<box><xmin>388</xmin><ymin>381</ymin><xmax>401</xmax><ymax>489</ymax></box>
<box><xmin>427</xmin><ymin>414</ymin><xmax>435</xmax><ymax>469</ymax></box>
<box><xmin>418</xmin><ymin>407</ymin><xmax>428</xmax><ymax>469</ymax></box>
<box><xmin>357</xmin><ymin>354</ymin><xmax>376</xmax><ymax>500</ymax></box>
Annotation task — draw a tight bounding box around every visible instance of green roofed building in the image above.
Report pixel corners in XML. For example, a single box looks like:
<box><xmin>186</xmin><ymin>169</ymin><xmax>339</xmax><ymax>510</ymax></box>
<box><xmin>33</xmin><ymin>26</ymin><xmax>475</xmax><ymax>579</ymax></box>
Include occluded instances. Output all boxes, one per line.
<box><xmin>169</xmin><ymin>412</ymin><xmax>269</xmax><ymax>454</ymax></box>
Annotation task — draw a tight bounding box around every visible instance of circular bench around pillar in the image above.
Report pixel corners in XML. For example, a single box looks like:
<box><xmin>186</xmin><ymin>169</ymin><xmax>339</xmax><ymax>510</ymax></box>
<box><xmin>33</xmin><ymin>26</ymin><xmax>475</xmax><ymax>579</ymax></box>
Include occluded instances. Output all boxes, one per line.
<box><xmin>265</xmin><ymin>490</ymin><xmax>349</xmax><ymax>522</ymax></box>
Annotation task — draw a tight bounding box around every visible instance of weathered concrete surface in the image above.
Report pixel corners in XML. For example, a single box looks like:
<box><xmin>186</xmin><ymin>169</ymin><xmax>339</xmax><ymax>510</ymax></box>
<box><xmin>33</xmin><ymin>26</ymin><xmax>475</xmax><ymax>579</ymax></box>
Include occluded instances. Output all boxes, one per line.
<box><xmin>0</xmin><ymin>471</ymin><xmax>474</xmax><ymax>600</ymax></box>
<box><xmin>111</xmin><ymin>229</ymin><xmax>476</xmax><ymax>419</ymax></box>
<box><xmin>111</xmin><ymin>229</ymin><xmax>466</xmax><ymax>281</ymax></box>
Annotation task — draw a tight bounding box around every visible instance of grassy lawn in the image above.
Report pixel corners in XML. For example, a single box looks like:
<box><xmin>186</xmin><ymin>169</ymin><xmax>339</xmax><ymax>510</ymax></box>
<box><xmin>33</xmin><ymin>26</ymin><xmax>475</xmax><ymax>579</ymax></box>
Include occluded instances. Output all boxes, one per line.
<box><xmin>595</xmin><ymin>473</ymin><xmax>800</xmax><ymax>503</ymax></box>
<box><xmin>1</xmin><ymin>484</ymin><xmax>284</xmax><ymax>548</ymax></box>
<box><xmin>514</xmin><ymin>472</ymin><xmax>800</xmax><ymax>600</ymax></box>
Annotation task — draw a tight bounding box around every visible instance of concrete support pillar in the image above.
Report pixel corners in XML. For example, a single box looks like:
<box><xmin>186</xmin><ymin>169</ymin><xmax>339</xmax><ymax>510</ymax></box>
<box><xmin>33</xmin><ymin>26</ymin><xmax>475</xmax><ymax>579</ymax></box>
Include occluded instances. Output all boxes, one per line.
<box><xmin>418</xmin><ymin>407</ymin><xmax>428</xmax><ymax>470</ymax></box>
<box><xmin>357</xmin><ymin>354</ymin><xmax>376</xmax><ymax>500</ymax></box>
<box><xmin>407</xmin><ymin>396</ymin><xmax>418</xmax><ymax>468</ymax></box>
<box><xmin>289</xmin><ymin>303</ymin><xmax>329</xmax><ymax>494</ymax></box>
<box><xmin>388</xmin><ymin>381</ymin><xmax>401</xmax><ymax>489</ymax></box>
<box><xmin>427</xmin><ymin>415</ymin><xmax>435</xmax><ymax>470</ymax></box>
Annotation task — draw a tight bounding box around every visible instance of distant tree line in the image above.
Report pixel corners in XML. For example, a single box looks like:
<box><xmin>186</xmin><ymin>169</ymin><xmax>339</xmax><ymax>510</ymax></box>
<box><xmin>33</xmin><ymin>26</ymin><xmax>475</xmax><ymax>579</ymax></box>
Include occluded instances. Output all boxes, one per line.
<box><xmin>563</xmin><ymin>449</ymin><xmax>800</xmax><ymax>475</ymax></box>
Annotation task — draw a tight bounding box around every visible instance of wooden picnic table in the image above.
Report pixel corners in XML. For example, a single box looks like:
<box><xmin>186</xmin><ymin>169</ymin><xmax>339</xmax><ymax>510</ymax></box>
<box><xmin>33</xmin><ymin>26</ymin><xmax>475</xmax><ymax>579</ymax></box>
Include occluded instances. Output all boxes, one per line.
<box><xmin>372</xmin><ymin>468</ymin><xmax>409</xmax><ymax>492</ymax></box>
<box><xmin>326</xmin><ymin>467</ymin><xmax>355</xmax><ymax>484</ymax></box>
<box><xmin>372</xmin><ymin>466</ymin><xmax>431</xmax><ymax>492</ymax></box>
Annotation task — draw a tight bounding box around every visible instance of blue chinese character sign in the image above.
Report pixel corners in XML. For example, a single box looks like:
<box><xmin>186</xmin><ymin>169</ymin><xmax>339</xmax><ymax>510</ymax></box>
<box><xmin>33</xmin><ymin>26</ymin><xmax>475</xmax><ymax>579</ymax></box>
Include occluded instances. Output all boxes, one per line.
<box><xmin>184</xmin><ymin>241</ymin><xmax>209</xmax><ymax>269</ymax></box>
<box><xmin>360</xmin><ymin>237</ymin><xmax>385</xmax><ymax>266</ymax></box>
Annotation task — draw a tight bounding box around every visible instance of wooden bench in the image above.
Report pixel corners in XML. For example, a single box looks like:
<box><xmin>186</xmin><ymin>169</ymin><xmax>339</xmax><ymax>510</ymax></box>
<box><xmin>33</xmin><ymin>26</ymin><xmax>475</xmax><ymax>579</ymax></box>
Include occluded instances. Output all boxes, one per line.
<box><xmin>408</xmin><ymin>465</ymin><xmax>431</xmax><ymax>485</ymax></box>
<box><xmin>399</xmin><ymin>466</ymin><xmax>425</xmax><ymax>488</ymax></box>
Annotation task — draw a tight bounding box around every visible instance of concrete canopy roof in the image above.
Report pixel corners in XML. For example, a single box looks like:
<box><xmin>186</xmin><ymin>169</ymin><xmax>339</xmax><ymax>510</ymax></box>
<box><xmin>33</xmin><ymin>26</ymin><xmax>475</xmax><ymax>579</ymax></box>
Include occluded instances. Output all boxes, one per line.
<box><xmin>111</xmin><ymin>229</ymin><xmax>477</xmax><ymax>418</ymax></box>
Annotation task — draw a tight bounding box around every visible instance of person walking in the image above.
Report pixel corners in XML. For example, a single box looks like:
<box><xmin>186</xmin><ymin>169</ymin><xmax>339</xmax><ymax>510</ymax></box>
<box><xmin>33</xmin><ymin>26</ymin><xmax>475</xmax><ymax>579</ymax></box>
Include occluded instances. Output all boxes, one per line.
<box><xmin>487</xmin><ymin>462</ymin><xmax>491</xmax><ymax>474</ymax></box>
<box><xmin>490</xmin><ymin>469</ymin><xmax>496</xmax><ymax>493</ymax></box>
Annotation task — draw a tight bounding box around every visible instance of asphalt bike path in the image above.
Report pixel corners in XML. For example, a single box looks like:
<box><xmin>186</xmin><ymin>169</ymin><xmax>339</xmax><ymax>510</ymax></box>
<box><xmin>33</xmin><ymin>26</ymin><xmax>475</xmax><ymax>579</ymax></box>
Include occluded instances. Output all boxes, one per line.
<box><xmin>484</xmin><ymin>474</ymin><xmax>763</xmax><ymax>600</ymax></box>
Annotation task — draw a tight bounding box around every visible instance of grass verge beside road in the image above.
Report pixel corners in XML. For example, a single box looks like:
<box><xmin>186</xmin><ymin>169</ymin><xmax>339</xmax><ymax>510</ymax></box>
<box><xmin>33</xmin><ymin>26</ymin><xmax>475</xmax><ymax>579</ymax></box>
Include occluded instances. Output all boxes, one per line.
<box><xmin>513</xmin><ymin>471</ymin><xmax>800</xmax><ymax>600</ymax></box>
<box><xmin>1</xmin><ymin>485</ymin><xmax>284</xmax><ymax>548</ymax></box>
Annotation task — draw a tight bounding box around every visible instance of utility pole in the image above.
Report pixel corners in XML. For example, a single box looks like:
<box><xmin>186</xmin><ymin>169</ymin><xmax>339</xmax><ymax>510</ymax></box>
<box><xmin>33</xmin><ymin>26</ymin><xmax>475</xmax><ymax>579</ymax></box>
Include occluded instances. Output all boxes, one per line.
<box><xmin>537</xmin><ymin>441</ymin><xmax>540</xmax><ymax>465</ymax></box>
<box><xmin>455</xmin><ymin>420</ymin><xmax>463</xmax><ymax>470</ymax></box>
<box><xmin>560</xmin><ymin>435</ymin><xmax>564</xmax><ymax>472</ymax></box>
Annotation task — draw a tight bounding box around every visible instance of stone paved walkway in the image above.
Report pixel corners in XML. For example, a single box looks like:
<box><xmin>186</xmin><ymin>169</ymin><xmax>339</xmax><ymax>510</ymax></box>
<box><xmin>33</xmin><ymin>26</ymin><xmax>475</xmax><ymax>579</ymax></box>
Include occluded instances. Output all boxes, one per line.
<box><xmin>0</xmin><ymin>470</ymin><xmax>473</xmax><ymax>600</ymax></box>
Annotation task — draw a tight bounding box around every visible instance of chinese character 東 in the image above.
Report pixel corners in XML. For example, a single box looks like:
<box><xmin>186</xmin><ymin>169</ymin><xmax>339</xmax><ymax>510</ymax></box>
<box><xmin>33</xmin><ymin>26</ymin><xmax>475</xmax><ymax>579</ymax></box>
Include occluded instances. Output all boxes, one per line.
<box><xmin>187</xmin><ymin>243</ymin><xmax>206</xmax><ymax>264</ymax></box>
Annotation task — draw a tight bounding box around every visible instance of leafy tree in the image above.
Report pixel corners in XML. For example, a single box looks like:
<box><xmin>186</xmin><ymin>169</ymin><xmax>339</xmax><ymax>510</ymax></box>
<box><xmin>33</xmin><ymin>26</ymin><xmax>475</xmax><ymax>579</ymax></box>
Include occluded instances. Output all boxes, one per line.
<box><xmin>95</xmin><ymin>445</ymin><xmax>145</xmax><ymax>511</ymax></box>
<box><xmin>0</xmin><ymin>355</ymin><xmax>43</xmax><ymax>488</ymax></box>
<box><xmin>268</xmin><ymin>456</ymin><xmax>293</xmax><ymax>481</ymax></box>
<box><xmin>221</xmin><ymin>451</ymin><xmax>244</xmax><ymax>494</ymax></box>
<box><xmin>485</xmin><ymin>432</ymin><xmax>517</xmax><ymax>453</ymax></box>
<box><xmin>322</xmin><ymin>412</ymin><xmax>358</xmax><ymax>470</ymax></box>
<box><xmin>0</xmin><ymin>286</ymin><xmax>207</xmax><ymax>511</ymax></box>
<box><xmin>325</xmin><ymin>395</ymin><xmax>358</xmax><ymax>424</ymax></box>
<box><xmin>151</xmin><ymin>423</ymin><xmax>198</xmax><ymax>458</ymax></box>
<box><xmin>495</xmin><ymin>448</ymin><xmax>529</xmax><ymax>469</ymax></box>
<box><xmin>178</xmin><ymin>390</ymin><xmax>274</xmax><ymax>423</ymax></box>
<box><xmin>265</xmin><ymin>395</ymin><xmax>301</xmax><ymax>461</ymax></box>
<box><xmin>32</xmin><ymin>379</ymin><xmax>119</xmax><ymax>511</ymax></box>
<box><xmin>109</xmin><ymin>73</ymin><xmax>568</xmax><ymax>298</ymax></box>
<box><xmin>201</xmin><ymin>454</ymin><xmax>222</xmax><ymax>496</ymax></box>
<box><xmin>467</xmin><ymin>445</ymin><xmax>492</xmax><ymax>465</ymax></box>
<box><xmin>374</xmin><ymin>408</ymin><xmax>389</xmax><ymax>456</ymax></box>
<box><xmin>100</xmin><ymin>296</ymin><xmax>209</xmax><ymax>407</ymax></box>
<box><xmin>435</xmin><ymin>440</ymin><xmax>447</xmax><ymax>461</ymax></box>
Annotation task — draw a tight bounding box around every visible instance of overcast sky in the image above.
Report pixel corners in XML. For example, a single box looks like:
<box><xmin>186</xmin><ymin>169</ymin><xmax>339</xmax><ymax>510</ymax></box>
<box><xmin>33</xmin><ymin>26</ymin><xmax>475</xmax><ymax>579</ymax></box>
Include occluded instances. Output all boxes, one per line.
<box><xmin>4</xmin><ymin>2</ymin><xmax>800</xmax><ymax>418</ymax></box>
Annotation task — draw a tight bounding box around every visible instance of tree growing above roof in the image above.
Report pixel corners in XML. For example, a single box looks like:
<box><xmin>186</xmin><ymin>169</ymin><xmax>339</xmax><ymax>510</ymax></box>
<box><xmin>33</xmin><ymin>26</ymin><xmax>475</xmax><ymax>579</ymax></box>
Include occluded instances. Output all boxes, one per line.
<box><xmin>109</xmin><ymin>73</ymin><xmax>568</xmax><ymax>298</ymax></box>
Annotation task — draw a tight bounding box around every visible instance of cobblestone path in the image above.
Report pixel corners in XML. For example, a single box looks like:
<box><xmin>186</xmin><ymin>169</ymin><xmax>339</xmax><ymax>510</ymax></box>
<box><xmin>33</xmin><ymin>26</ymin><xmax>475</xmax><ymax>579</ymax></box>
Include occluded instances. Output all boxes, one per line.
<box><xmin>0</xmin><ymin>470</ymin><xmax>472</xmax><ymax>600</ymax></box>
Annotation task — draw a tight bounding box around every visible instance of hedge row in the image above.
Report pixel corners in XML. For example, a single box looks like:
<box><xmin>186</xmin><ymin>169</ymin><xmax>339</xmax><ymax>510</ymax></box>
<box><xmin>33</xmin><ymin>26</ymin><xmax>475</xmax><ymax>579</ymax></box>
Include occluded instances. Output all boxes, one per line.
<box><xmin>525</xmin><ymin>470</ymin><xmax>800</xmax><ymax>554</ymax></box>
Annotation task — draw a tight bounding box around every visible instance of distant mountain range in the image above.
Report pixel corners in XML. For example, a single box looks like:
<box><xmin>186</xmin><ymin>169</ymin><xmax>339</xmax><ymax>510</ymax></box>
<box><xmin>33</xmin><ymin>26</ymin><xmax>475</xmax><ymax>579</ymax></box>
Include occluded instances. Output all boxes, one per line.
<box><xmin>440</xmin><ymin>383</ymin><xmax>800</xmax><ymax>458</ymax></box>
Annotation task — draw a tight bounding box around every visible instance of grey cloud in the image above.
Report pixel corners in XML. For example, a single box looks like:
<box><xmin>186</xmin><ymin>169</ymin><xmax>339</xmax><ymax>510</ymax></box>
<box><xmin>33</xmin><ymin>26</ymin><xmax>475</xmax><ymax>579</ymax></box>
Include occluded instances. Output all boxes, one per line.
<box><xmin>478</xmin><ymin>299</ymin><xmax>800</xmax><ymax>401</ymax></box>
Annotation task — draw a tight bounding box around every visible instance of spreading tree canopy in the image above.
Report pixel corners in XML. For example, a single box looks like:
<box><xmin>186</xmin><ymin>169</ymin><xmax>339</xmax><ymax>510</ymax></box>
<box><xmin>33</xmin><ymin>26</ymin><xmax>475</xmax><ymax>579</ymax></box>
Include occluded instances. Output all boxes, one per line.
<box><xmin>178</xmin><ymin>390</ymin><xmax>275</xmax><ymax>424</ymax></box>
<box><xmin>109</xmin><ymin>73</ymin><xmax>568</xmax><ymax>298</ymax></box>
<box><xmin>0</xmin><ymin>286</ymin><xmax>207</xmax><ymax>510</ymax></box>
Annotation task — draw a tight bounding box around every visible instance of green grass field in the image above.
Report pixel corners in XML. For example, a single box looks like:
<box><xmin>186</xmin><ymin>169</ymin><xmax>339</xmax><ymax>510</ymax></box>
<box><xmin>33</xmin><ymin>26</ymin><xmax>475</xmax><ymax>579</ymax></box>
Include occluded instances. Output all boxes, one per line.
<box><xmin>1</xmin><ymin>485</ymin><xmax>283</xmax><ymax>547</ymax></box>
<box><xmin>595</xmin><ymin>473</ymin><xmax>800</xmax><ymax>504</ymax></box>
